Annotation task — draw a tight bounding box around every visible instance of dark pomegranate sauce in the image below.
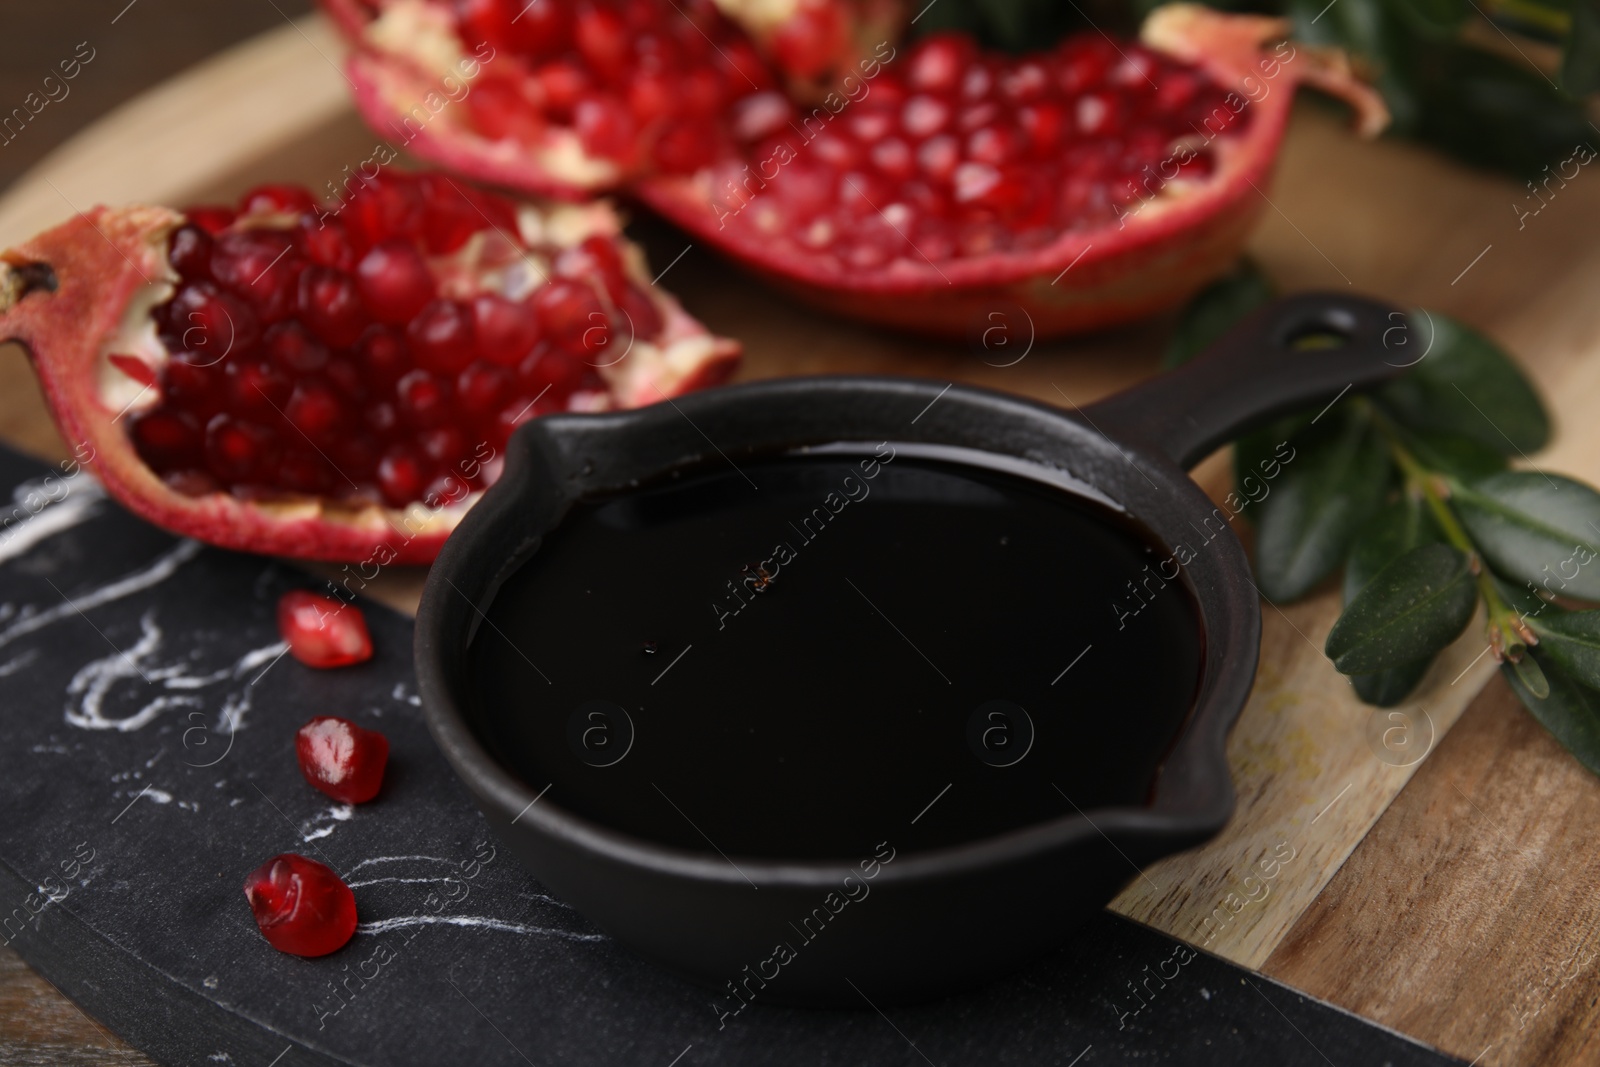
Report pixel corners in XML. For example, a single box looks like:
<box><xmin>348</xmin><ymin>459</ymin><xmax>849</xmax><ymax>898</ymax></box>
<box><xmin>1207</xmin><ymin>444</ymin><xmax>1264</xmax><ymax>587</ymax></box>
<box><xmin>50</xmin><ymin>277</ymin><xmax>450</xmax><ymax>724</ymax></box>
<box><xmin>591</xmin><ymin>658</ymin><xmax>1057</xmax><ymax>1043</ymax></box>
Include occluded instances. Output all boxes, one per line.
<box><xmin>467</xmin><ymin>443</ymin><xmax>1202</xmax><ymax>859</ymax></box>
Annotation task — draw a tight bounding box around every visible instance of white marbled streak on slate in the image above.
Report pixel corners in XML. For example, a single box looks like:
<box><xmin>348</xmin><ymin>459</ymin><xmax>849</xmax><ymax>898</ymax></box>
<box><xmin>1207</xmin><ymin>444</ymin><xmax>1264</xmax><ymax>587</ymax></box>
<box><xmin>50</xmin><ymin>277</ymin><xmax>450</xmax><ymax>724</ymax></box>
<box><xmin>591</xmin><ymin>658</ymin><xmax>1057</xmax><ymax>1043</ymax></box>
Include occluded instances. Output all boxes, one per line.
<box><xmin>0</xmin><ymin>476</ymin><xmax>106</xmax><ymax>566</ymax></box>
<box><xmin>355</xmin><ymin>915</ymin><xmax>606</xmax><ymax>941</ymax></box>
<box><xmin>0</xmin><ymin>539</ymin><xmax>203</xmax><ymax>654</ymax></box>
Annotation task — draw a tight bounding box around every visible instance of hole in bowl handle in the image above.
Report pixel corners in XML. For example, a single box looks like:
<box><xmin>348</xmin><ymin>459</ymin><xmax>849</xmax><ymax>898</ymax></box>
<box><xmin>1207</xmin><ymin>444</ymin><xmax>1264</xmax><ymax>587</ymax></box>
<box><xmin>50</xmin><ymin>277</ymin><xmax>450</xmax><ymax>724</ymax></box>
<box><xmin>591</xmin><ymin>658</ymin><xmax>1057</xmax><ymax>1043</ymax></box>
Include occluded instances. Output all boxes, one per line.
<box><xmin>1079</xmin><ymin>292</ymin><xmax>1411</xmax><ymax>470</ymax></box>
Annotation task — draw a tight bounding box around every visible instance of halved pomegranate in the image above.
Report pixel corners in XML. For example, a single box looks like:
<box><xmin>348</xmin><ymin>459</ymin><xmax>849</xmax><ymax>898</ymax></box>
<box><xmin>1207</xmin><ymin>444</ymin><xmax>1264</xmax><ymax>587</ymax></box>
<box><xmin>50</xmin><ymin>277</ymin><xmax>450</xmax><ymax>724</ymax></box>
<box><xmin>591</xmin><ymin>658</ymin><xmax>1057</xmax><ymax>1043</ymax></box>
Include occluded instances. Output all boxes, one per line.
<box><xmin>321</xmin><ymin>1</ymin><xmax>1386</xmax><ymax>337</ymax></box>
<box><xmin>0</xmin><ymin>173</ymin><xmax>739</xmax><ymax>562</ymax></box>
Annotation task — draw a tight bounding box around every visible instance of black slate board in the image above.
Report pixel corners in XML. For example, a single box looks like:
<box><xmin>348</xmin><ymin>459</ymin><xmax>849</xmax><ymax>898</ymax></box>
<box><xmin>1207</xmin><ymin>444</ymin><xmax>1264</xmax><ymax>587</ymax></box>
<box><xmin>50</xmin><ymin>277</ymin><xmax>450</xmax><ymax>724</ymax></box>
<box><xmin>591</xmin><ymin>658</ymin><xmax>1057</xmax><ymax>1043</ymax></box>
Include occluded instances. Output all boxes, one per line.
<box><xmin>0</xmin><ymin>442</ymin><xmax>1462</xmax><ymax>1067</ymax></box>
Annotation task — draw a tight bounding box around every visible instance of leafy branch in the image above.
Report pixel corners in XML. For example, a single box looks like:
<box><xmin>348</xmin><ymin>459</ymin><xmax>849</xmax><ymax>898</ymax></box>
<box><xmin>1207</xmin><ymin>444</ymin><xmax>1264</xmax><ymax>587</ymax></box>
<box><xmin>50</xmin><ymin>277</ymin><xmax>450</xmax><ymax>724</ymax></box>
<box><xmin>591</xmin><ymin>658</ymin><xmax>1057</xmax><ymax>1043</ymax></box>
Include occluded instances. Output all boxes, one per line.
<box><xmin>1170</xmin><ymin>264</ymin><xmax>1600</xmax><ymax>774</ymax></box>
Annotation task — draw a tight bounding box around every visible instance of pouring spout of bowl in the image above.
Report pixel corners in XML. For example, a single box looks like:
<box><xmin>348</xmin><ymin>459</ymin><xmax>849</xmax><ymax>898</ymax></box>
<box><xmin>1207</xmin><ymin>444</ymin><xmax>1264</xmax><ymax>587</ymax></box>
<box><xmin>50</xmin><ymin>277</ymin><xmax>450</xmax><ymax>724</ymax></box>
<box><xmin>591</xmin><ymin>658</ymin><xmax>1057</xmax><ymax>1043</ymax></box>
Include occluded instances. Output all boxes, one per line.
<box><xmin>1081</xmin><ymin>293</ymin><xmax>1410</xmax><ymax>470</ymax></box>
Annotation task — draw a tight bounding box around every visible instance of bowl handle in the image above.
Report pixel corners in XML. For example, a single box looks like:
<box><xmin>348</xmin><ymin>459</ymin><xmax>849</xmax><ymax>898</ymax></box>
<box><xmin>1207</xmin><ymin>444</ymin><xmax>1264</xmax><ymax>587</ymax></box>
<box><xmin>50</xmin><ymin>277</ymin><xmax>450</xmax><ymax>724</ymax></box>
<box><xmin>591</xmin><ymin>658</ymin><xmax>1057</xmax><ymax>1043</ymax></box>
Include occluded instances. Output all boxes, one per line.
<box><xmin>1080</xmin><ymin>292</ymin><xmax>1411</xmax><ymax>470</ymax></box>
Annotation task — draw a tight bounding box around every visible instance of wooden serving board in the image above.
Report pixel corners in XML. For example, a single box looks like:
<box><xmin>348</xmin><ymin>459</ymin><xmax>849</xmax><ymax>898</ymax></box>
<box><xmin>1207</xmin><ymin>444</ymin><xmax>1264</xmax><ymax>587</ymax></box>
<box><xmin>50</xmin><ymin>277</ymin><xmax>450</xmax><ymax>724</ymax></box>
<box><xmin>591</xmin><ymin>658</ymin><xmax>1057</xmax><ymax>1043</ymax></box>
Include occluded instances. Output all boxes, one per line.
<box><xmin>1</xmin><ymin>15</ymin><xmax>1598</xmax><ymax>1066</ymax></box>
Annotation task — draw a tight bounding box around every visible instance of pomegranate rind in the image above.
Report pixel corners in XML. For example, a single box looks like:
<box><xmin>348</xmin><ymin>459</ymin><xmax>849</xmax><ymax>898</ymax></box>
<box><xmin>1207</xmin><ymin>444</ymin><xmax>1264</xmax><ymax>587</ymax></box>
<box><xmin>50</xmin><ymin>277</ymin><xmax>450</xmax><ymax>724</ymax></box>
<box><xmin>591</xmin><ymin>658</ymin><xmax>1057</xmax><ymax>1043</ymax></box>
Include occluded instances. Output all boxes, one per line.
<box><xmin>635</xmin><ymin>4</ymin><xmax>1389</xmax><ymax>337</ymax></box>
<box><xmin>0</xmin><ymin>203</ymin><xmax>740</xmax><ymax>563</ymax></box>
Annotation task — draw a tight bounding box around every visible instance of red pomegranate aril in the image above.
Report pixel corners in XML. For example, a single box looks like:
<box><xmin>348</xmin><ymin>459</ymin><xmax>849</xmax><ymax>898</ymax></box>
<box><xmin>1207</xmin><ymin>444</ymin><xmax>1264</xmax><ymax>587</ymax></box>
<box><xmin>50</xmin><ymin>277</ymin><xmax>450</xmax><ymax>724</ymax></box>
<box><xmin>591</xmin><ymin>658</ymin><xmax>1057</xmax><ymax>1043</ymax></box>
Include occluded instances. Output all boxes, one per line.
<box><xmin>355</xmin><ymin>240</ymin><xmax>434</xmax><ymax>325</ymax></box>
<box><xmin>518</xmin><ymin>343</ymin><xmax>586</xmax><ymax>397</ymax></box>
<box><xmin>770</xmin><ymin>0</ymin><xmax>848</xmax><ymax>79</ymax></box>
<box><xmin>227</xmin><ymin>360</ymin><xmax>292</xmax><ymax>413</ymax></box>
<box><xmin>325</xmin><ymin>357</ymin><xmax>365</xmax><ymax>400</ymax></box>
<box><xmin>457</xmin><ymin>360</ymin><xmax>512</xmax><ymax>414</ymax></box>
<box><xmin>204</xmin><ymin>414</ymin><xmax>275</xmax><ymax>483</ymax></box>
<box><xmin>295</xmin><ymin>714</ymin><xmax>389</xmax><ymax>804</ymax></box>
<box><xmin>967</xmin><ymin>126</ymin><xmax>1019</xmax><ymax>166</ymax></box>
<box><xmin>355</xmin><ymin>324</ymin><xmax>410</xmax><ymax>385</ymax></box>
<box><xmin>470</xmin><ymin>293</ymin><xmax>539</xmax><ymax>366</ymax></box>
<box><xmin>278</xmin><ymin>590</ymin><xmax>373</xmax><ymax>668</ymax></box>
<box><xmin>627</xmin><ymin>68</ymin><xmax>677</xmax><ymax>125</ymax></box>
<box><xmin>168</xmin><ymin>224</ymin><xmax>212</xmax><ymax>278</ymax></box>
<box><xmin>396</xmin><ymin>369</ymin><xmax>453</xmax><ymax>426</ymax></box>
<box><xmin>344</xmin><ymin>173</ymin><xmax>424</xmax><ymax>249</ymax></box>
<box><xmin>917</xmin><ymin>135</ymin><xmax>961</xmax><ymax>182</ymax></box>
<box><xmin>1075</xmin><ymin>90</ymin><xmax>1122</xmax><ymax>138</ymax></box>
<box><xmin>419</xmin><ymin>425</ymin><xmax>467</xmax><ymax>465</ymax></box>
<box><xmin>533</xmin><ymin>280</ymin><xmax>606</xmax><ymax>356</ymax></box>
<box><xmin>574</xmin><ymin>4</ymin><xmax>629</xmax><ymax>81</ymax></box>
<box><xmin>297</xmin><ymin>216</ymin><xmax>356</xmax><ymax>270</ymax></box>
<box><xmin>185</xmin><ymin>205</ymin><xmax>236</xmax><ymax>235</ymax></box>
<box><xmin>280</xmin><ymin>450</ymin><xmax>334</xmax><ymax>495</ymax></box>
<box><xmin>297</xmin><ymin>267</ymin><xmax>369</xmax><ymax>348</ymax></box>
<box><xmin>907</xmin><ymin>34</ymin><xmax>973</xmax><ymax>95</ymax></box>
<box><xmin>264</xmin><ymin>320</ymin><xmax>329</xmax><ymax>373</ymax></box>
<box><xmin>163</xmin><ymin>282</ymin><xmax>260</xmax><ymax>362</ymax></box>
<box><xmin>509</xmin><ymin>0</ymin><xmax>571</xmax><ymax>56</ymax></box>
<box><xmin>407</xmin><ymin>299</ymin><xmax>476</xmax><ymax>374</ymax></box>
<box><xmin>243</xmin><ymin>854</ymin><xmax>356</xmax><ymax>957</ymax></box>
<box><xmin>901</xmin><ymin>95</ymin><xmax>950</xmax><ymax>140</ymax></box>
<box><xmin>1018</xmin><ymin>102</ymin><xmax>1067</xmax><ymax>157</ymax></box>
<box><xmin>468</xmin><ymin>76</ymin><xmax>545</xmax><ymax>142</ymax></box>
<box><xmin>535</xmin><ymin>59</ymin><xmax>590</xmax><ymax>122</ymax></box>
<box><xmin>378</xmin><ymin>445</ymin><xmax>429</xmax><ymax>506</ymax></box>
<box><xmin>131</xmin><ymin>410</ymin><xmax>201</xmax><ymax>469</ymax></box>
<box><xmin>575</xmin><ymin>95</ymin><xmax>637</xmax><ymax>162</ymax></box>
<box><xmin>652</xmin><ymin>121</ymin><xmax>721</xmax><ymax>172</ymax></box>
<box><xmin>555</xmin><ymin>235</ymin><xmax>628</xmax><ymax>301</ymax></box>
<box><xmin>366</xmin><ymin>401</ymin><xmax>399</xmax><ymax>436</ymax></box>
<box><xmin>211</xmin><ymin>231</ymin><xmax>303</xmax><ymax>323</ymax></box>
<box><xmin>162</xmin><ymin>353</ymin><xmax>225</xmax><ymax>412</ymax></box>
<box><xmin>618</xmin><ymin>285</ymin><xmax>663</xmax><ymax>341</ymax></box>
<box><xmin>285</xmin><ymin>381</ymin><xmax>344</xmax><ymax>441</ymax></box>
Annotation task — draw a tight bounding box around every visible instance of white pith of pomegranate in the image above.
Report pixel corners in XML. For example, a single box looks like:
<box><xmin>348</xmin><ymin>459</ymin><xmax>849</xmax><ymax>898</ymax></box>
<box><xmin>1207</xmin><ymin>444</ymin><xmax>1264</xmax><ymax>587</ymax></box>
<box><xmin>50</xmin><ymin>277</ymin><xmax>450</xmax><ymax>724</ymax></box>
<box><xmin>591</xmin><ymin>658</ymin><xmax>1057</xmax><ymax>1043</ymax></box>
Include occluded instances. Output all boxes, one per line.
<box><xmin>323</xmin><ymin>0</ymin><xmax>1387</xmax><ymax>337</ymax></box>
<box><xmin>0</xmin><ymin>174</ymin><xmax>739</xmax><ymax>563</ymax></box>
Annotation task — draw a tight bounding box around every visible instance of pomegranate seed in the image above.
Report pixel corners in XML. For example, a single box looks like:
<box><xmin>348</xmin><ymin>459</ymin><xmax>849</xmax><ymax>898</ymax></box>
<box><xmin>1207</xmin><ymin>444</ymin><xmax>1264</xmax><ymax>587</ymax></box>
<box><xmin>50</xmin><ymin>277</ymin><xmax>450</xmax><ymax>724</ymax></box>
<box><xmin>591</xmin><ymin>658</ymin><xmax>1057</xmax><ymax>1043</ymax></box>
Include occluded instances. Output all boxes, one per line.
<box><xmin>770</xmin><ymin>0</ymin><xmax>847</xmax><ymax>79</ymax></box>
<box><xmin>226</xmin><ymin>360</ymin><xmax>292</xmax><ymax>413</ymax></box>
<box><xmin>907</xmin><ymin>34</ymin><xmax>973</xmax><ymax>94</ymax></box>
<box><xmin>378</xmin><ymin>444</ymin><xmax>429</xmax><ymax>506</ymax></box>
<box><xmin>468</xmin><ymin>76</ymin><xmax>546</xmax><ymax>143</ymax></box>
<box><xmin>344</xmin><ymin>173</ymin><xmax>424</xmax><ymax>249</ymax></box>
<box><xmin>211</xmin><ymin>231</ymin><xmax>303</xmax><ymax>323</ymax></box>
<box><xmin>356</xmin><ymin>240</ymin><xmax>434</xmax><ymax>325</ymax></box>
<box><xmin>408</xmin><ymin>299</ymin><xmax>476</xmax><ymax>374</ymax></box>
<box><xmin>264</xmin><ymin>321</ymin><xmax>330</xmax><ymax>373</ymax></box>
<box><xmin>419</xmin><ymin>425</ymin><xmax>467</xmax><ymax>465</ymax></box>
<box><xmin>396</xmin><ymin>369</ymin><xmax>452</xmax><ymax>426</ymax></box>
<box><xmin>204</xmin><ymin>414</ymin><xmax>275</xmax><ymax>482</ymax></box>
<box><xmin>575</xmin><ymin>95</ymin><xmax>637</xmax><ymax>161</ymax></box>
<box><xmin>285</xmin><ymin>381</ymin><xmax>344</xmax><ymax>441</ymax></box>
<box><xmin>355</xmin><ymin>324</ymin><xmax>410</xmax><ymax>385</ymax></box>
<box><xmin>297</xmin><ymin>216</ymin><xmax>356</xmax><ymax>270</ymax></box>
<box><xmin>297</xmin><ymin>268</ymin><xmax>369</xmax><ymax>348</ymax></box>
<box><xmin>457</xmin><ymin>360</ymin><xmax>512</xmax><ymax>414</ymax></box>
<box><xmin>295</xmin><ymin>714</ymin><xmax>389</xmax><ymax>803</ymax></box>
<box><xmin>533</xmin><ymin>280</ymin><xmax>607</xmax><ymax>356</ymax></box>
<box><xmin>471</xmin><ymin>293</ymin><xmax>540</xmax><ymax>366</ymax></box>
<box><xmin>168</xmin><ymin>224</ymin><xmax>213</xmax><ymax>277</ymax></box>
<box><xmin>131</xmin><ymin>410</ymin><xmax>201</xmax><ymax>469</ymax></box>
<box><xmin>243</xmin><ymin>854</ymin><xmax>357</xmax><ymax>957</ymax></box>
<box><xmin>278</xmin><ymin>590</ymin><xmax>373</xmax><ymax>668</ymax></box>
<box><xmin>163</xmin><ymin>282</ymin><xmax>260</xmax><ymax>363</ymax></box>
<box><xmin>185</xmin><ymin>205</ymin><xmax>236</xmax><ymax>235</ymax></box>
<box><xmin>575</xmin><ymin>4</ymin><xmax>629</xmax><ymax>80</ymax></box>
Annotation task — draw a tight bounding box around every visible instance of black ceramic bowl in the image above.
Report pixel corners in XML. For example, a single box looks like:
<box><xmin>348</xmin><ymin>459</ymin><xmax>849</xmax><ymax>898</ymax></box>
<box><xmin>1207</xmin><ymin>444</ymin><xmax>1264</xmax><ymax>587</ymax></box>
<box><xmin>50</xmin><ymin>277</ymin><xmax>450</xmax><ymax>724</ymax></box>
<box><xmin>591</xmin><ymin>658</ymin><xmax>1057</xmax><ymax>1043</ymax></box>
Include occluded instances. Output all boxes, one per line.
<box><xmin>415</xmin><ymin>293</ymin><xmax>1407</xmax><ymax>1006</ymax></box>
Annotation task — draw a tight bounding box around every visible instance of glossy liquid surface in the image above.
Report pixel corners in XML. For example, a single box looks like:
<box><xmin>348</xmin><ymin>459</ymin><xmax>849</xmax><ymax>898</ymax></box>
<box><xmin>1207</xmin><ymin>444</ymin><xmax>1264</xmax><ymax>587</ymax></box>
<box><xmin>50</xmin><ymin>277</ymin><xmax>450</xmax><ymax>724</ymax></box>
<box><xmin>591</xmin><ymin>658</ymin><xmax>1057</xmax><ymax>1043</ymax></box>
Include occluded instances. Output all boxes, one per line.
<box><xmin>468</xmin><ymin>446</ymin><xmax>1202</xmax><ymax>859</ymax></box>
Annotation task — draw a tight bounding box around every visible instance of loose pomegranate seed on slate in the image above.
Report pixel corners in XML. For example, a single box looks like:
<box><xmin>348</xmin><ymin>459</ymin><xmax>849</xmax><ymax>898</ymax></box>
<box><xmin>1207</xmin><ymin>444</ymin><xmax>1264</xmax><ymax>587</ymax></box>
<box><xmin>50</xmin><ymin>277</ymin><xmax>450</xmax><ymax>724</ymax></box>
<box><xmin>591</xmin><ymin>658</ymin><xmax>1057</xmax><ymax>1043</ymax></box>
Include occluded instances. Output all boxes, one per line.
<box><xmin>295</xmin><ymin>715</ymin><xmax>390</xmax><ymax>804</ymax></box>
<box><xmin>138</xmin><ymin>173</ymin><xmax>672</xmax><ymax>508</ymax></box>
<box><xmin>243</xmin><ymin>854</ymin><xmax>357</xmax><ymax>957</ymax></box>
<box><xmin>277</xmin><ymin>590</ymin><xmax>373</xmax><ymax>668</ymax></box>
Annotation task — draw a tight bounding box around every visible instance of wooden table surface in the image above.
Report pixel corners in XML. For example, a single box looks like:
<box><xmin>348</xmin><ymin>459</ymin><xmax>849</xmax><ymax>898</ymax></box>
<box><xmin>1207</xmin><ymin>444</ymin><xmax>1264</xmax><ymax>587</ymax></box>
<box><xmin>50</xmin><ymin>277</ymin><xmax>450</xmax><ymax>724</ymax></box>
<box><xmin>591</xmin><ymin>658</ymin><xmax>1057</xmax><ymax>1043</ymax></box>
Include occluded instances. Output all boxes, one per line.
<box><xmin>2</xmin><ymin>6</ymin><xmax>1598</xmax><ymax>1066</ymax></box>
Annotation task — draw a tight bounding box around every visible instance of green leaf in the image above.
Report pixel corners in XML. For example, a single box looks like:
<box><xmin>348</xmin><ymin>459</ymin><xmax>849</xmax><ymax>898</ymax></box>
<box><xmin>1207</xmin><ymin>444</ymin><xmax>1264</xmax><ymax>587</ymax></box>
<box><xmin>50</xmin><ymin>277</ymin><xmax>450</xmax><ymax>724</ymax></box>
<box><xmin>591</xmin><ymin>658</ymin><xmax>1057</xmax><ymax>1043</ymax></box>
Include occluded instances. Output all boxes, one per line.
<box><xmin>1376</xmin><ymin>313</ymin><xmax>1549</xmax><ymax>455</ymax></box>
<box><xmin>1352</xmin><ymin>656</ymin><xmax>1436</xmax><ymax>706</ymax></box>
<box><xmin>1398</xmin><ymin>427</ymin><xmax>1507</xmax><ymax>482</ymax></box>
<box><xmin>1562</xmin><ymin>0</ymin><xmax>1600</xmax><ymax>96</ymax></box>
<box><xmin>1394</xmin><ymin>0</ymin><xmax>1471</xmax><ymax>34</ymax></box>
<box><xmin>1513</xmin><ymin>650</ymin><xmax>1553</xmax><ymax>699</ymax></box>
<box><xmin>1232</xmin><ymin>414</ymin><xmax>1314</xmax><ymax>527</ymax></box>
<box><xmin>1161</xmin><ymin>260</ymin><xmax>1275</xmax><ymax>370</ymax></box>
<box><xmin>1410</xmin><ymin>40</ymin><xmax>1594</xmax><ymax>177</ymax></box>
<box><xmin>1343</xmin><ymin>494</ymin><xmax>1443</xmax><ymax>603</ymax></box>
<box><xmin>1453</xmin><ymin>471</ymin><xmax>1600</xmax><ymax>602</ymax></box>
<box><xmin>1527</xmin><ymin>611</ymin><xmax>1600</xmax><ymax>689</ymax></box>
<box><xmin>1253</xmin><ymin>409</ymin><xmax>1394</xmax><ymax>602</ymax></box>
<box><xmin>1325</xmin><ymin>543</ymin><xmax>1479</xmax><ymax>674</ymax></box>
<box><xmin>1503</xmin><ymin>649</ymin><xmax>1600</xmax><ymax>777</ymax></box>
